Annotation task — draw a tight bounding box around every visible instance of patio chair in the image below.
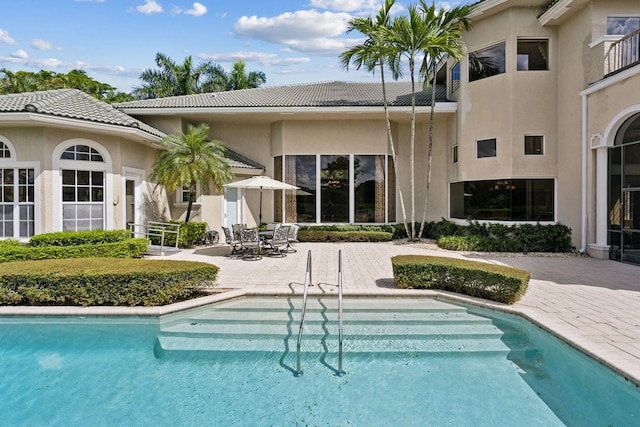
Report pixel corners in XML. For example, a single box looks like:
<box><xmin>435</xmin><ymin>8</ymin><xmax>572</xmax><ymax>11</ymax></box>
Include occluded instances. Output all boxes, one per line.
<box><xmin>284</xmin><ymin>224</ymin><xmax>299</xmax><ymax>253</ymax></box>
<box><xmin>240</xmin><ymin>228</ymin><xmax>262</xmax><ymax>261</ymax></box>
<box><xmin>222</xmin><ymin>226</ymin><xmax>243</xmax><ymax>257</ymax></box>
<box><xmin>265</xmin><ymin>225</ymin><xmax>290</xmax><ymax>257</ymax></box>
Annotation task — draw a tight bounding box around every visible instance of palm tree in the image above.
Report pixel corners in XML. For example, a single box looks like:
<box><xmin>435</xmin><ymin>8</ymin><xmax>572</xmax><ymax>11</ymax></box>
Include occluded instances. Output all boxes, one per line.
<box><xmin>383</xmin><ymin>4</ymin><xmax>439</xmax><ymax>240</ymax></box>
<box><xmin>339</xmin><ymin>0</ymin><xmax>411</xmax><ymax>238</ymax></box>
<box><xmin>224</xmin><ymin>59</ymin><xmax>266</xmax><ymax>90</ymax></box>
<box><xmin>417</xmin><ymin>1</ymin><xmax>474</xmax><ymax>239</ymax></box>
<box><xmin>150</xmin><ymin>123</ymin><xmax>233</xmax><ymax>222</ymax></box>
<box><xmin>133</xmin><ymin>53</ymin><xmax>228</xmax><ymax>99</ymax></box>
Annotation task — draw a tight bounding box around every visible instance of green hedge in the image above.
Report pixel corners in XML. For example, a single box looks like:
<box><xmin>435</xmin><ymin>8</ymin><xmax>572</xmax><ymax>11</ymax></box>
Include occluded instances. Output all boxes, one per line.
<box><xmin>30</xmin><ymin>229</ymin><xmax>131</xmax><ymax>247</ymax></box>
<box><xmin>395</xmin><ymin>219</ymin><xmax>573</xmax><ymax>252</ymax></box>
<box><xmin>391</xmin><ymin>255</ymin><xmax>530</xmax><ymax>304</ymax></box>
<box><xmin>148</xmin><ymin>221</ymin><xmax>208</xmax><ymax>248</ymax></box>
<box><xmin>298</xmin><ymin>230</ymin><xmax>393</xmax><ymax>242</ymax></box>
<box><xmin>0</xmin><ymin>239</ymin><xmax>149</xmax><ymax>263</ymax></box>
<box><xmin>0</xmin><ymin>258</ymin><xmax>217</xmax><ymax>306</ymax></box>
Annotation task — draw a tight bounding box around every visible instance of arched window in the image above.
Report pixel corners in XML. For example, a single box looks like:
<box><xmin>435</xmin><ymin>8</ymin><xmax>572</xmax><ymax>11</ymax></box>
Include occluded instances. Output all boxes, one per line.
<box><xmin>608</xmin><ymin>112</ymin><xmax>640</xmax><ymax>264</ymax></box>
<box><xmin>0</xmin><ymin>141</ymin><xmax>10</xmax><ymax>158</ymax></box>
<box><xmin>55</xmin><ymin>141</ymin><xmax>109</xmax><ymax>232</ymax></box>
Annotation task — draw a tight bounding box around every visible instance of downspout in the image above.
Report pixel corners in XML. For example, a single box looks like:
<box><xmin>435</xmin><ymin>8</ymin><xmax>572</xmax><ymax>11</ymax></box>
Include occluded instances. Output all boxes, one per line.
<box><xmin>580</xmin><ymin>94</ymin><xmax>588</xmax><ymax>254</ymax></box>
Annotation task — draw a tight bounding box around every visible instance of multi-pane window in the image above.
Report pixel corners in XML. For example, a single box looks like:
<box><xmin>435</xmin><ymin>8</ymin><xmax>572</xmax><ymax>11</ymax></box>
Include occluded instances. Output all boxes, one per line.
<box><xmin>450</xmin><ymin>179</ymin><xmax>554</xmax><ymax>221</ymax></box>
<box><xmin>0</xmin><ymin>168</ymin><xmax>35</xmax><ymax>238</ymax></box>
<box><xmin>0</xmin><ymin>141</ymin><xmax>9</xmax><ymax>158</ymax></box>
<box><xmin>469</xmin><ymin>42</ymin><xmax>506</xmax><ymax>82</ymax></box>
<box><xmin>276</xmin><ymin>154</ymin><xmax>394</xmax><ymax>224</ymax></box>
<box><xmin>607</xmin><ymin>17</ymin><xmax>640</xmax><ymax>36</ymax></box>
<box><xmin>525</xmin><ymin>136</ymin><xmax>544</xmax><ymax>155</ymax></box>
<box><xmin>517</xmin><ymin>39</ymin><xmax>549</xmax><ymax>71</ymax></box>
<box><xmin>61</xmin><ymin>145</ymin><xmax>104</xmax><ymax>162</ymax></box>
<box><xmin>60</xmin><ymin>144</ymin><xmax>106</xmax><ymax>232</ymax></box>
<box><xmin>477</xmin><ymin>138</ymin><xmax>497</xmax><ymax>158</ymax></box>
<box><xmin>62</xmin><ymin>169</ymin><xmax>104</xmax><ymax>232</ymax></box>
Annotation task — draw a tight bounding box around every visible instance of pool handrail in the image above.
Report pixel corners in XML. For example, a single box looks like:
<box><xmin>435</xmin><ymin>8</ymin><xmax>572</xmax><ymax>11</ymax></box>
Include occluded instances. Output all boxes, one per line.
<box><xmin>337</xmin><ymin>249</ymin><xmax>345</xmax><ymax>376</ymax></box>
<box><xmin>294</xmin><ymin>250</ymin><xmax>312</xmax><ymax>377</ymax></box>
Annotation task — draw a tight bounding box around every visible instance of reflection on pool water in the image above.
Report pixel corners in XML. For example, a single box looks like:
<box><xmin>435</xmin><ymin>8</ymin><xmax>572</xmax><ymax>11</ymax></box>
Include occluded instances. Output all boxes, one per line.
<box><xmin>0</xmin><ymin>297</ymin><xmax>638</xmax><ymax>426</ymax></box>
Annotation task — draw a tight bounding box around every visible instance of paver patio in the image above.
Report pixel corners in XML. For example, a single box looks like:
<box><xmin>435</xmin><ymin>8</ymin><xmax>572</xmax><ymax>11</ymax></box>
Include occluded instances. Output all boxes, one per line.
<box><xmin>166</xmin><ymin>241</ymin><xmax>640</xmax><ymax>386</ymax></box>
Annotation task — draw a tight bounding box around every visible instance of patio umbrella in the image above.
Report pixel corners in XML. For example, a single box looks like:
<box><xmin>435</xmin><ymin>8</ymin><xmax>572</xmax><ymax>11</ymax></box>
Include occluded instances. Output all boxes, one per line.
<box><xmin>224</xmin><ymin>176</ymin><xmax>299</xmax><ymax>225</ymax></box>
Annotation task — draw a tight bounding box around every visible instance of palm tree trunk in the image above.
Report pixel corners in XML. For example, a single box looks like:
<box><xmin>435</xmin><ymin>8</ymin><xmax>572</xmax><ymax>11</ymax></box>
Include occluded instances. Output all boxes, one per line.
<box><xmin>380</xmin><ymin>62</ymin><xmax>410</xmax><ymax>239</ymax></box>
<box><xmin>418</xmin><ymin>57</ymin><xmax>437</xmax><ymax>239</ymax></box>
<box><xmin>409</xmin><ymin>58</ymin><xmax>417</xmax><ymax>240</ymax></box>
<box><xmin>185</xmin><ymin>181</ymin><xmax>196</xmax><ymax>222</ymax></box>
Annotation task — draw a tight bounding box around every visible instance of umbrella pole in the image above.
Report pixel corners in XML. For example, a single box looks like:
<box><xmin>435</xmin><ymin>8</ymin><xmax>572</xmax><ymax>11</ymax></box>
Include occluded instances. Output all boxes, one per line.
<box><xmin>259</xmin><ymin>187</ymin><xmax>263</xmax><ymax>227</ymax></box>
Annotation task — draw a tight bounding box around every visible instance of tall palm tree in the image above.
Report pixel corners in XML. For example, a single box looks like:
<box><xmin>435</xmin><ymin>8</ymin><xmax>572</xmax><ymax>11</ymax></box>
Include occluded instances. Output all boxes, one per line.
<box><xmin>150</xmin><ymin>123</ymin><xmax>233</xmax><ymax>222</ymax></box>
<box><xmin>417</xmin><ymin>1</ymin><xmax>474</xmax><ymax>239</ymax></box>
<box><xmin>133</xmin><ymin>53</ymin><xmax>228</xmax><ymax>99</ymax></box>
<box><xmin>339</xmin><ymin>0</ymin><xmax>411</xmax><ymax>237</ymax></box>
<box><xmin>224</xmin><ymin>59</ymin><xmax>267</xmax><ymax>90</ymax></box>
<box><xmin>383</xmin><ymin>4</ymin><xmax>442</xmax><ymax>240</ymax></box>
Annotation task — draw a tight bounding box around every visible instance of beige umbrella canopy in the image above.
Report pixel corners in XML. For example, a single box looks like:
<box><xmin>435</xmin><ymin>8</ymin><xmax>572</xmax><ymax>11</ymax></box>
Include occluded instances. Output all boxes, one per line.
<box><xmin>224</xmin><ymin>176</ymin><xmax>299</xmax><ymax>225</ymax></box>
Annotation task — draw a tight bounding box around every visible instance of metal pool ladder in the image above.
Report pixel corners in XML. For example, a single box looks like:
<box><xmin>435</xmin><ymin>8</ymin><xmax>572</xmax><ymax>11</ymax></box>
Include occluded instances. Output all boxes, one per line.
<box><xmin>336</xmin><ymin>249</ymin><xmax>345</xmax><ymax>377</ymax></box>
<box><xmin>294</xmin><ymin>250</ymin><xmax>345</xmax><ymax>377</ymax></box>
<box><xmin>294</xmin><ymin>250</ymin><xmax>312</xmax><ymax>377</ymax></box>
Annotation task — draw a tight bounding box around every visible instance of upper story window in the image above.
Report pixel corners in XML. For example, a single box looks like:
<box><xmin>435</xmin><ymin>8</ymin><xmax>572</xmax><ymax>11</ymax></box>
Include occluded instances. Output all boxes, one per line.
<box><xmin>0</xmin><ymin>141</ymin><xmax>10</xmax><ymax>158</ymax></box>
<box><xmin>517</xmin><ymin>39</ymin><xmax>549</xmax><ymax>71</ymax></box>
<box><xmin>477</xmin><ymin>138</ymin><xmax>497</xmax><ymax>158</ymax></box>
<box><xmin>61</xmin><ymin>145</ymin><xmax>104</xmax><ymax>162</ymax></box>
<box><xmin>452</xmin><ymin>145</ymin><xmax>459</xmax><ymax>163</ymax></box>
<box><xmin>450</xmin><ymin>63</ymin><xmax>460</xmax><ymax>92</ymax></box>
<box><xmin>607</xmin><ymin>17</ymin><xmax>640</xmax><ymax>36</ymax></box>
<box><xmin>469</xmin><ymin>42</ymin><xmax>506</xmax><ymax>82</ymax></box>
<box><xmin>525</xmin><ymin>135</ymin><xmax>544</xmax><ymax>155</ymax></box>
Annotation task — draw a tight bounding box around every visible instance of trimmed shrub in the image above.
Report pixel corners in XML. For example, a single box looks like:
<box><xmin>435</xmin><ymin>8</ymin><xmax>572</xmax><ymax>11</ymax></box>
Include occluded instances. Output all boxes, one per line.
<box><xmin>149</xmin><ymin>221</ymin><xmax>208</xmax><ymax>248</ymax></box>
<box><xmin>298</xmin><ymin>230</ymin><xmax>393</xmax><ymax>242</ymax></box>
<box><xmin>0</xmin><ymin>258</ymin><xmax>218</xmax><ymax>306</ymax></box>
<box><xmin>30</xmin><ymin>229</ymin><xmax>131</xmax><ymax>247</ymax></box>
<box><xmin>391</xmin><ymin>255</ymin><xmax>530</xmax><ymax>304</ymax></box>
<box><xmin>0</xmin><ymin>239</ymin><xmax>149</xmax><ymax>263</ymax></box>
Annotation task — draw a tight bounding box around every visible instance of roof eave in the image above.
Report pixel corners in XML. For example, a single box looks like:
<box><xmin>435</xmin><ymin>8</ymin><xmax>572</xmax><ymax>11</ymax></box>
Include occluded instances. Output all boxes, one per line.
<box><xmin>0</xmin><ymin>113</ymin><xmax>165</xmax><ymax>147</ymax></box>
<box><xmin>116</xmin><ymin>104</ymin><xmax>458</xmax><ymax>116</ymax></box>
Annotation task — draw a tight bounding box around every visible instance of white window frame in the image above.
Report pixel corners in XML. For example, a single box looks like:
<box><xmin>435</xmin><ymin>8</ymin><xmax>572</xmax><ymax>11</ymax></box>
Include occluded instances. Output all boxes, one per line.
<box><xmin>0</xmin><ymin>135</ymin><xmax>40</xmax><ymax>239</ymax></box>
<box><xmin>524</xmin><ymin>135</ymin><xmax>545</xmax><ymax>155</ymax></box>
<box><xmin>52</xmin><ymin>139</ymin><xmax>113</xmax><ymax>232</ymax></box>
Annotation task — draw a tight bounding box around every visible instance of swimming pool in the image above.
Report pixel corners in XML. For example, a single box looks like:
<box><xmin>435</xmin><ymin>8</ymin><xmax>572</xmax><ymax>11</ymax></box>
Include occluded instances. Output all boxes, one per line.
<box><xmin>0</xmin><ymin>296</ymin><xmax>638</xmax><ymax>426</ymax></box>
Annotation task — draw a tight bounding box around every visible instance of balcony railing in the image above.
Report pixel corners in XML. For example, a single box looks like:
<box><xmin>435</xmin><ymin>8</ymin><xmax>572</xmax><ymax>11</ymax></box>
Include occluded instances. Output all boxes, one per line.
<box><xmin>605</xmin><ymin>29</ymin><xmax>640</xmax><ymax>76</ymax></box>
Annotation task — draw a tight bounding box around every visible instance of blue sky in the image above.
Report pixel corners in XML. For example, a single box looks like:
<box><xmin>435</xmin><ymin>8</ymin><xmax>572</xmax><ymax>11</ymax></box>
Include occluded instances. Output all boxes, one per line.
<box><xmin>1</xmin><ymin>0</ymin><xmax>468</xmax><ymax>93</ymax></box>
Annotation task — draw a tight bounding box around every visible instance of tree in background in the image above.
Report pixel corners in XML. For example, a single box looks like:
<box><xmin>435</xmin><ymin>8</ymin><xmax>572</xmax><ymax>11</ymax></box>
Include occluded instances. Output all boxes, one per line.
<box><xmin>150</xmin><ymin>123</ymin><xmax>233</xmax><ymax>222</ymax></box>
<box><xmin>133</xmin><ymin>53</ymin><xmax>266</xmax><ymax>99</ymax></box>
<box><xmin>223</xmin><ymin>59</ymin><xmax>266</xmax><ymax>90</ymax></box>
<box><xmin>0</xmin><ymin>68</ymin><xmax>133</xmax><ymax>103</ymax></box>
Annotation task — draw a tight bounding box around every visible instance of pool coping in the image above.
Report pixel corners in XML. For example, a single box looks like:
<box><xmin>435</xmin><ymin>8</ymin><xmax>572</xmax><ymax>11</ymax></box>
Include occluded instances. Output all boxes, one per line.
<box><xmin>2</xmin><ymin>287</ymin><xmax>639</xmax><ymax>388</ymax></box>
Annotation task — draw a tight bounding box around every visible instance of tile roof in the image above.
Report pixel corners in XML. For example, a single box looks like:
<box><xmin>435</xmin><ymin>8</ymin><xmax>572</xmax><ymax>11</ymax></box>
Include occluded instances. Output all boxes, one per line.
<box><xmin>114</xmin><ymin>81</ymin><xmax>450</xmax><ymax>110</ymax></box>
<box><xmin>226</xmin><ymin>148</ymin><xmax>265</xmax><ymax>171</ymax></box>
<box><xmin>0</xmin><ymin>89</ymin><xmax>164</xmax><ymax>138</ymax></box>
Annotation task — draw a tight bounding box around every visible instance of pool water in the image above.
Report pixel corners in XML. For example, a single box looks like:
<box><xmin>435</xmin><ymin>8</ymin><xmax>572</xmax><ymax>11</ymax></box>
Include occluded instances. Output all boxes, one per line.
<box><xmin>0</xmin><ymin>297</ymin><xmax>638</xmax><ymax>426</ymax></box>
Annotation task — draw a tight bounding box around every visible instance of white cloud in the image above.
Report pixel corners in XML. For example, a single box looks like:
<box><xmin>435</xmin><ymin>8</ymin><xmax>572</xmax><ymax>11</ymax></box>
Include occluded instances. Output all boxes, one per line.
<box><xmin>11</xmin><ymin>49</ymin><xmax>28</xmax><ymax>59</ymax></box>
<box><xmin>31</xmin><ymin>39</ymin><xmax>61</xmax><ymax>51</ymax></box>
<box><xmin>197</xmin><ymin>51</ymin><xmax>311</xmax><ymax>67</ymax></box>
<box><xmin>308</xmin><ymin>0</ymin><xmax>379</xmax><ymax>13</ymax></box>
<box><xmin>185</xmin><ymin>2</ymin><xmax>207</xmax><ymax>16</ymax></box>
<box><xmin>136</xmin><ymin>0</ymin><xmax>163</xmax><ymax>14</ymax></box>
<box><xmin>234</xmin><ymin>10</ymin><xmax>351</xmax><ymax>55</ymax></box>
<box><xmin>0</xmin><ymin>29</ymin><xmax>16</xmax><ymax>45</ymax></box>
